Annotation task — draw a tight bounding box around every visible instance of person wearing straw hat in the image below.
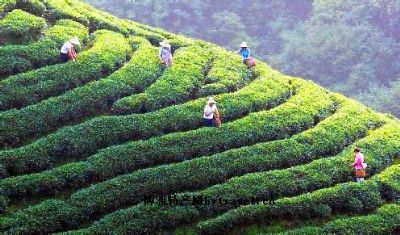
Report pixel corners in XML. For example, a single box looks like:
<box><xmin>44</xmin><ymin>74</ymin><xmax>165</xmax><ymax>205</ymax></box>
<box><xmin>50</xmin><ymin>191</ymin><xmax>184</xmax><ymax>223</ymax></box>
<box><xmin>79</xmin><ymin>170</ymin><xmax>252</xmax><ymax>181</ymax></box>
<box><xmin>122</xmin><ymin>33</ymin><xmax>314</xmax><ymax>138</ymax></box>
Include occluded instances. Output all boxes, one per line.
<box><xmin>236</xmin><ymin>41</ymin><xmax>251</xmax><ymax>62</ymax></box>
<box><xmin>203</xmin><ymin>97</ymin><xmax>218</xmax><ymax>127</ymax></box>
<box><xmin>159</xmin><ymin>39</ymin><xmax>173</xmax><ymax>67</ymax></box>
<box><xmin>236</xmin><ymin>41</ymin><xmax>255</xmax><ymax>68</ymax></box>
<box><xmin>60</xmin><ymin>37</ymin><xmax>80</xmax><ymax>63</ymax></box>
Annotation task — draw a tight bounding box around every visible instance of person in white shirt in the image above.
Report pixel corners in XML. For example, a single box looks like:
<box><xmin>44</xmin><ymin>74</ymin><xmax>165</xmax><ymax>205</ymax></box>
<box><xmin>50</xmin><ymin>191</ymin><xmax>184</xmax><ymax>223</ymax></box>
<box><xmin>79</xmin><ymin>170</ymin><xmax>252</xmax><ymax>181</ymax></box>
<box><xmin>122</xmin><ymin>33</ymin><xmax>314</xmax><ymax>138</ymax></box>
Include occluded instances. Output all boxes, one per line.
<box><xmin>203</xmin><ymin>97</ymin><xmax>217</xmax><ymax>127</ymax></box>
<box><xmin>60</xmin><ymin>37</ymin><xmax>80</xmax><ymax>63</ymax></box>
<box><xmin>159</xmin><ymin>39</ymin><xmax>173</xmax><ymax>67</ymax></box>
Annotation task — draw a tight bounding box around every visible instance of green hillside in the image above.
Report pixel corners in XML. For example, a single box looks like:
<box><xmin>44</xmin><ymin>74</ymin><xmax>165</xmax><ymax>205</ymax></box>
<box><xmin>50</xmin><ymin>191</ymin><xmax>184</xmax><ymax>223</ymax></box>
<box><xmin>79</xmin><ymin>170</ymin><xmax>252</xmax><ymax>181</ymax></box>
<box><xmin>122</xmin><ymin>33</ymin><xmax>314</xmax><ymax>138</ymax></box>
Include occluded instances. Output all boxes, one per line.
<box><xmin>0</xmin><ymin>0</ymin><xmax>399</xmax><ymax>234</ymax></box>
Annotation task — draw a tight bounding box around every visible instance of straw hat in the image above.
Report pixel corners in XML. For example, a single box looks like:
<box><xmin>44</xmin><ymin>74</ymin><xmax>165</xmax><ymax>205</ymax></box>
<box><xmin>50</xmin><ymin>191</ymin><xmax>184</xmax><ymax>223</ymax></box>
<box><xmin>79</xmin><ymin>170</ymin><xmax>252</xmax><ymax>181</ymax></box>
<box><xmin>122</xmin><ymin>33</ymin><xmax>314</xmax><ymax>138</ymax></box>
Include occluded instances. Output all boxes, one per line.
<box><xmin>239</xmin><ymin>41</ymin><xmax>249</xmax><ymax>48</ymax></box>
<box><xmin>70</xmin><ymin>37</ymin><xmax>80</xmax><ymax>46</ymax></box>
<box><xmin>160</xmin><ymin>39</ymin><xmax>171</xmax><ymax>48</ymax></box>
<box><xmin>207</xmin><ymin>97</ymin><xmax>216</xmax><ymax>104</ymax></box>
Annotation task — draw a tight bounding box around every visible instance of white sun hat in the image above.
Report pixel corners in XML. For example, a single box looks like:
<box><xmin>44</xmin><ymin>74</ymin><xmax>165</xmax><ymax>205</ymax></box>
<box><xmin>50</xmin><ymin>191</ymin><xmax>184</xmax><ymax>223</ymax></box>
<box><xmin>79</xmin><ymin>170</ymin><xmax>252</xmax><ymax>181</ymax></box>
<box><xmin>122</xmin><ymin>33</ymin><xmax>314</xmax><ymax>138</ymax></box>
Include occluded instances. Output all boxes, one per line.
<box><xmin>160</xmin><ymin>39</ymin><xmax>171</xmax><ymax>48</ymax></box>
<box><xmin>239</xmin><ymin>41</ymin><xmax>249</xmax><ymax>48</ymax></box>
<box><xmin>207</xmin><ymin>97</ymin><xmax>216</xmax><ymax>104</ymax></box>
<box><xmin>70</xmin><ymin>37</ymin><xmax>81</xmax><ymax>46</ymax></box>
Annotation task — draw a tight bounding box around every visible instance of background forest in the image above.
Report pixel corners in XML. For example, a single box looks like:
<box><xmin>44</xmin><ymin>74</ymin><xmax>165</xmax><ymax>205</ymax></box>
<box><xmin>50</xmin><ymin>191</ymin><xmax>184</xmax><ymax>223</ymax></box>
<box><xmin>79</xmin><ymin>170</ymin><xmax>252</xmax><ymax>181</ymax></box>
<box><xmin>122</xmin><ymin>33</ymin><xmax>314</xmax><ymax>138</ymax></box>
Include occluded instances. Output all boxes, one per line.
<box><xmin>85</xmin><ymin>0</ymin><xmax>400</xmax><ymax>117</ymax></box>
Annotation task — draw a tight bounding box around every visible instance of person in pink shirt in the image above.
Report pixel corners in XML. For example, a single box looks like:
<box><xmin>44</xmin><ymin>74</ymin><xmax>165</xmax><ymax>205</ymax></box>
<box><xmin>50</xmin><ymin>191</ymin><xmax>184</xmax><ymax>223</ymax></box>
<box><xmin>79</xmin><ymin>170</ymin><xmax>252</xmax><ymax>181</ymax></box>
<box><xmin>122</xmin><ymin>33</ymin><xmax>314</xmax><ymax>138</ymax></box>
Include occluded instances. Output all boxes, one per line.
<box><xmin>351</xmin><ymin>147</ymin><xmax>366</xmax><ymax>182</ymax></box>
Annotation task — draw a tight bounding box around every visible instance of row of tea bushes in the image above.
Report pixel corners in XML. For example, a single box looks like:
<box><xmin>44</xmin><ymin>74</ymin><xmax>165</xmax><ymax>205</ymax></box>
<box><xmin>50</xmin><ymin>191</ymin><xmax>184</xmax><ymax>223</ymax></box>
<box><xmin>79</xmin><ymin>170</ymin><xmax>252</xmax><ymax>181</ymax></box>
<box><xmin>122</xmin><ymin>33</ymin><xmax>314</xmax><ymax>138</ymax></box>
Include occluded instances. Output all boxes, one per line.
<box><xmin>0</xmin><ymin>37</ymin><xmax>161</xmax><ymax>148</ymax></box>
<box><xmin>112</xmin><ymin>45</ymin><xmax>215</xmax><ymax>114</ymax></box>
<box><xmin>14</xmin><ymin>0</ymin><xmax>45</xmax><ymax>15</ymax></box>
<box><xmin>0</xmin><ymin>80</ymin><xmax>342</xmax><ymax>199</ymax></box>
<box><xmin>0</xmin><ymin>19</ymin><xmax>88</xmax><ymax>77</ymax></box>
<box><xmin>375</xmin><ymin>163</ymin><xmax>400</xmax><ymax>202</ymax></box>
<box><xmin>45</xmin><ymin>0</ymin><xmax>165</xmax><ymax>42</ymax></box>
<box><xmin>0</xmin><ymin>71</ymin><xmax>292</xmax><ymax>176</ymax></box>
<box><xmin>0</xmin><ymin>29</ymin><xmax>130</xmax><ymax>110</ymax></box>
<box><xmin>198</xmin><ymin>49</ymin><xmax>249</xmax><ymax>97</ymax></box>
<box><xmin>195</xmin><ymin>121</ymin><xmax>400</xmax><ymax>234</ymax></box>
<box><xmin>79</xmin><ymin>120</ymin><xmax>400</xmax><ymax>234</ymax></box>
<box><xmin>0</xmin><ymin>30</ymin><xmax>131</xmax><ymax>146</ymax></box>
<box><xmin>0</xmin><ymin>9</ymin><xmax>46</xmax><ymax>44</ymax></box>
<box><xmin>0</xmin><ymin>0</ymin><xmax>15</xmax><ymax>16</ymax></box>
<box><xmin>0</xmin><ymin>80</ymin><xmax>336</xmax><ymax>233</ymax></box>
<box><xmin>326</xmin><ymin>203</ymin><xmax>400</xmax><ymax>234</ymax></box>
<box><xmin>45</xmin><ymin>0</ymin><xmax>89</xmax><ymax>25</ymax></box>
<box><xmin>281</xmin><ymin>164</ymin><xmax>400</xmax><ymax>235</ymax></box>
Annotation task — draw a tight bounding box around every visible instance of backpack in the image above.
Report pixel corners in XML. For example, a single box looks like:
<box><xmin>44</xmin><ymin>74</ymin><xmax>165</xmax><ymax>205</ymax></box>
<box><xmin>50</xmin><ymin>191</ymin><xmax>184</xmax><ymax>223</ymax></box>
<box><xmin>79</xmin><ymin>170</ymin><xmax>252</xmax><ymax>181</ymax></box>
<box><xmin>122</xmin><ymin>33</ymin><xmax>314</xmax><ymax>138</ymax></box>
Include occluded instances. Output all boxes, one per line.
<box><xmin>246</xmin><ymin>57</ymin><xmax>256</xmax><ymax>67</ymax></box>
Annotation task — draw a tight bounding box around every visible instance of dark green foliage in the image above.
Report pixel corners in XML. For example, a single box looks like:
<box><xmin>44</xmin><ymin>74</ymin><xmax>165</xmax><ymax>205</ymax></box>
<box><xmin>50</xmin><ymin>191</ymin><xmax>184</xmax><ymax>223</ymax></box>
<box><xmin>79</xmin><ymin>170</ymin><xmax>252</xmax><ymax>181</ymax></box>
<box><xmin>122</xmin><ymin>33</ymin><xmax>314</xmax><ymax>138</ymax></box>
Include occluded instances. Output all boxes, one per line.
<box><xmin>0</xmin><ymin>9</ymin><xmax>46</xmax><ymax>44</ymax></box>
<box><xmin>0</xmin><ymin>30</ymin><xmax>131</xmax><ymax>146</ymax></box>
<box><xmin>0</xmin><ymin>19</ymin><xmax>88</xmax><ymax>77</ymax></box>
<box><xmin>15</xmin><ymin>0</ymin><xmax>46</xmax><ymax>15</ymax></box>
<box><xmin>0</xmin><ymin>80</ymin><xmax>337</xmax><ymax>233</ymax></box>
<box><xmin>0</xmin><ymin>201</ymin><xmax>7</xmax><ymax>217</ymax></box>
<box><xmin>323</xmin><ymin>203</ymin><xmax>400</xmax><ymax>234</ymax></box>
<box><xmin>51</xmin><ymin>96</ymin><xmax>386</xmax><ymax>234</ymax></box>
<box><xmin>0</xmin><ymin>80</ymin><xmax>335</xmax><ymax>199</ymax></box>
<box><xmin>113</xmin><ymin>45</ymin><xmax>215</xmax><ymax>113</ymax></box>
<box><xmin>0</xmin><ymin>72</ymin><xmax>292</xmax><ymax>175</ymax></box>
<box><xmin>199</xmin><ymin>49</ymin><xmax>249</xmax><ymax>97</ymax></box>
<box><xmin>46</xmin><ymin>0</ymin><xmax>167</xmax><ymax>41</ymax></box>
<box><xmin>283</xmin><ymin>226</ymin><xmax>323</xmax><ymax>235</ymax></box>
<box><xmin>286</xmin><ymin>201</ymin><xmax>400</xmax><ymax>235</ymax></box>
<box><xmin>375</xmin><ymin>164</ymin><xmax>400</xmax><ymax>202</ymax></box>
<box><xmin>0</xmin><ymin>0</ymin><xmax>16</xmax><ymax>16</ymax></box>
<box><xmin>85</xmin><ymin>0</ymin><xmax>400</xmax><ymax>118</ymax></box>
<box><xmin>0</xmin><ymin>29</ymin><xmax>130</xmax><ymax>109</ymax></box>
<box><xmin>45</xmin><ymin>0</ymin><xmax>89</xmax><ymax>25</ymax></box>
<box><xmin>0</xmin><ymin>1</ymin><xmax>399</xmax><ymax>234</ymax></box>
<box><xmin>0</xmin><ymin>37</ymin><xmax>160</xmax><ymax>148</ymax></box>
<box><xmin>70</xmin><ymin>120</ymin><xmax>400</xmax><ymax>235</ymax></box>
<box><xmin>196</xmin><ymin>121</ymin><xmax>400</xmax><ymax>234</ymax></box>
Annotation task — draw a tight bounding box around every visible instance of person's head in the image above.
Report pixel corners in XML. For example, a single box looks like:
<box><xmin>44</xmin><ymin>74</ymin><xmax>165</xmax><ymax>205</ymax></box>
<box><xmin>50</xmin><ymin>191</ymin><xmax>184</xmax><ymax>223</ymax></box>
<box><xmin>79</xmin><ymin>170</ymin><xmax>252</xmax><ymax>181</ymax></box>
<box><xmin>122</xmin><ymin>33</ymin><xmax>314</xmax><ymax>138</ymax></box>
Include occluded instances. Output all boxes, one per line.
<box><xmin>240</xmin><ymin>41</ymin><xmax>249</xmax><ymax>49</ymax></box>
<box><xmin>207</xmin><ymin>97</ymin><xmax>216</xmax><ymax>106</ymax></box>
<box><xmin>70</xmin><ymin>37</ymin><xmax>80</xmax><ymax>47</ymax></box>
<box><xmin>160</xmin><ymin>39</ymin><xmax>171</xmax><ymax>48</ymax></box>
<box><xmin>353</xmin><ymin>147</ymin><xmax>361</xmax><ymax>155</ymax></box>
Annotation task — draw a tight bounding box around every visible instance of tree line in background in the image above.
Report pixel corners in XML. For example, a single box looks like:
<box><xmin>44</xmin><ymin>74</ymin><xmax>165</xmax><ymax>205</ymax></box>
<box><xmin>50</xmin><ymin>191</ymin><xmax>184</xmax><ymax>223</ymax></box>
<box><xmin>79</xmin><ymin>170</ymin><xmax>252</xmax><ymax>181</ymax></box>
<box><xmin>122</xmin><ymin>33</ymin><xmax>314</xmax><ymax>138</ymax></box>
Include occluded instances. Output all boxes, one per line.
<box><xmin>85</xmin><ymin>0</ymin><xmax>400</xmax><ymax>117</ymax></box>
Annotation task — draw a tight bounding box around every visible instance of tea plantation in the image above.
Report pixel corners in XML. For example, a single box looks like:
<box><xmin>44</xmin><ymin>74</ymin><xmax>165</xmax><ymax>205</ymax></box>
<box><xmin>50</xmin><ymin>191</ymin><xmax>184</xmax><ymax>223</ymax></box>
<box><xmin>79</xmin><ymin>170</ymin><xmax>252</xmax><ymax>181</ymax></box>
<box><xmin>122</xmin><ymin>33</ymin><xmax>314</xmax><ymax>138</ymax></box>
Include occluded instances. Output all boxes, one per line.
<box><xmin>0</xmin><ymin>0</ymin><xmax>399</xmax><ymax>234</ymax></box>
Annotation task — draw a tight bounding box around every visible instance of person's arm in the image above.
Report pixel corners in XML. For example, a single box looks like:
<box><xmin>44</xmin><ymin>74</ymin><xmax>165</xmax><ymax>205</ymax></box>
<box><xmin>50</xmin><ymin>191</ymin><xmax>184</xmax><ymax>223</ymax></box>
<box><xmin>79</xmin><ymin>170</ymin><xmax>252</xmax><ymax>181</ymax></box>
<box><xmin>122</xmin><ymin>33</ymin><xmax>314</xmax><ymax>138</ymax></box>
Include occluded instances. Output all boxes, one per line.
<box><xmin>352</xmin><ymin>155</ymin><xmax>362</xmax><ymax>167</ymax></box>
<box><xmin>68</xmin><ymin>47</ymin><xmax>76</xmax><ymax>62</ymax></box>
<box><xmin>351</xmin><ymin>156</ymin><xmax>358</xmax><ymax>166</ymax></box>
<box><xmin>204</xmin><ymin>106</ymin><xmax>212</xmax><ymax>116</ymax></box>
<box><xmin>72</xmin><ymin>47</ymin><xmax>77</xmax><ymax>60</ymax></box>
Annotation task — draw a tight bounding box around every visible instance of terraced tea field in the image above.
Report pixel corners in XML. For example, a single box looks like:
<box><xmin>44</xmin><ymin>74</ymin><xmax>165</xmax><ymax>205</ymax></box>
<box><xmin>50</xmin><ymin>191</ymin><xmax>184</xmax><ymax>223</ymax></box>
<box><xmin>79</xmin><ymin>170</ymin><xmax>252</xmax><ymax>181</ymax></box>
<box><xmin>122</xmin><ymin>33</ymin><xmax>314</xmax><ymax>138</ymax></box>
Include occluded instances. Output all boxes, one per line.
<box><xmin>0</xmin><ymin>0</ymin><xmax>399</xmax><ymax>234</ymax></box>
